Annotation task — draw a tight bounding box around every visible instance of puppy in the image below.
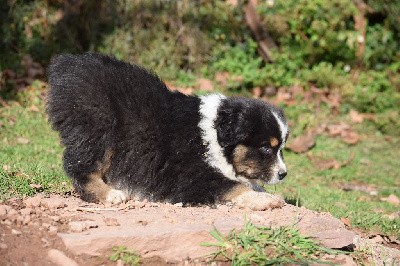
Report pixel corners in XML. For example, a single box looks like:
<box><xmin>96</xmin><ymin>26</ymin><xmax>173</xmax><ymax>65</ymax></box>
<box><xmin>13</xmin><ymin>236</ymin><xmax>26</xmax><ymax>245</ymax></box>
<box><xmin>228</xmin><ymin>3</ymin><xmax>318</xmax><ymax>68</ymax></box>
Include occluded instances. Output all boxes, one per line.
<box><xmin>47</xmin><ymin>53</ymin><xmax>289</xmax><ymax>210</ymax></box>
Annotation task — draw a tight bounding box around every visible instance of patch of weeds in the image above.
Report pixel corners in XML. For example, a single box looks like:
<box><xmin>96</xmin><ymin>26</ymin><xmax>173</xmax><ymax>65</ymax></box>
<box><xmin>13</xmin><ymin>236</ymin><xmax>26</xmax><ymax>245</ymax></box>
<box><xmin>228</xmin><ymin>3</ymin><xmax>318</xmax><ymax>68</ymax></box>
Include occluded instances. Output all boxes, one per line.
<box><xmin>109</xmin><ymin>246</ymin><xmax>141</xmax><ymax>266</ymax></box>
<box><xmin>202</xmin><ymin>220</ymin><xmax>342</xmax><ymax>265</ymax></box>
<box><xmin>274</xmin><ymin>132</ymin><xmax>400</xmax><ymax>237</ymax></box>
<box><xmin>0</xmin><ymin>86</ymin><xmax>69</xmax><ymax>200</ymax></box>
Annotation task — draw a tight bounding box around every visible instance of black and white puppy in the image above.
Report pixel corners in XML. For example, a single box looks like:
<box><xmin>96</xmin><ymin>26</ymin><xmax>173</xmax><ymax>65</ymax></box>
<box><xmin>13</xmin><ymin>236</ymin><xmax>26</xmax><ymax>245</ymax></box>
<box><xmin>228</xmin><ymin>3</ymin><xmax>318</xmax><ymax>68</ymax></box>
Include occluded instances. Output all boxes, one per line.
<box><xmin>47</xmin><ymin>53</ymin><xmax>289</xmax><ymax>210</ymax></box>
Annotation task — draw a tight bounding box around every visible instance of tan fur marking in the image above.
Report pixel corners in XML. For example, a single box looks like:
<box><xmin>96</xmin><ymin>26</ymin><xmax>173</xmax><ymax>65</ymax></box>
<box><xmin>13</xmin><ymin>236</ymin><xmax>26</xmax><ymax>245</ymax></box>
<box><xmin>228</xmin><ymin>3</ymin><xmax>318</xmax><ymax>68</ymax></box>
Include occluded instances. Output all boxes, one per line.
<box><xmin>222</xmin><ymin>184</ymin><xmax>252</xmax><ymax>201</ymax></box>
<box><xmin>84</xmin><ymin>149</ymin><xmax>114</xmax><ymax>201</ymax></box>
<box><xmin>270</xmin><ymin>137</ymin><xmax>279</xmax><ymax>147</ymax></box>
<box><xmin>232</xmin><ymin>145</ymin><xmax>261</xmax><ymax>177</ymax></box>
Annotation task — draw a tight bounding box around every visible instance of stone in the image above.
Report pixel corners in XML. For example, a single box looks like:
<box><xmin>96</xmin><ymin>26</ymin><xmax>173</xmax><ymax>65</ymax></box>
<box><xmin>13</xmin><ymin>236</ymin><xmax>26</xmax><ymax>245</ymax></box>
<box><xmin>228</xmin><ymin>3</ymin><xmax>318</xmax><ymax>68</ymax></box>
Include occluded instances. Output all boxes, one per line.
<box><xmin>0</xmin><ymin>205</ymin><xmax>8</xmax><ymax>216</ymax></box>
<box><xmin>42</xmin><ymin>198</ymin><xmax>66</xmax><ymax>209</ymax></box>
<box><xmin>20</xmin><ymin>208</ymin><xmax>33</xmax><ymax>216</ymax></box>
<box><xmin>24</xmin><ymin>195</ymin><xmax>42</xmax><ymax>207</ymax></box>
<box><xmin>69</xmin><ymin>221</ymin><xmax>99</xmax><ymax>232</ymax></box>
<box><xmin>104</xmin><ymin>217</ymin><xmax>120</xmax><ymax>226</ymax></box>
<box><xmin>11</xmin><ymin>229</ymin><xmax>22</xmax><ymax>235</ymax></box>
<box><xmin>47</xmin><ymin>249</ymin><xmax>79</xmax><ymax>266</ymax></box>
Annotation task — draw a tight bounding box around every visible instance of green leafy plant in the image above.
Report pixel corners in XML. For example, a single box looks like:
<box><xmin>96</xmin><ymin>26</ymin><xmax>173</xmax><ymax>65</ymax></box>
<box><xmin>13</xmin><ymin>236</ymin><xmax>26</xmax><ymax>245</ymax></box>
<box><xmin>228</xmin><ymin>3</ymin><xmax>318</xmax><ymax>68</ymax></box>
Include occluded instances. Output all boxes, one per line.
<box><xmin>109</xmin><ymin>246</ymin><xmax>141</xmax><ymax>266</ymax></box>
<box><xmin>202</xmin><ymin>220</ymin><xmax>343</xmax><ymax>265</ymax></box>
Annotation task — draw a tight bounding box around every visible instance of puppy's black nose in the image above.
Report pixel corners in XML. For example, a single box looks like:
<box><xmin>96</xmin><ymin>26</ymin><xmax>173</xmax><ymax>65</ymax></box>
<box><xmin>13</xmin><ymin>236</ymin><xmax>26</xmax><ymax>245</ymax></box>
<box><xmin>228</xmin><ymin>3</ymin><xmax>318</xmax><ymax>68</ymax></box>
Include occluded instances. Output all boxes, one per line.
<box><xmin>278</xmin><ymin>171</ymin><xmax>287</xmax><ymax>180</ymax></box>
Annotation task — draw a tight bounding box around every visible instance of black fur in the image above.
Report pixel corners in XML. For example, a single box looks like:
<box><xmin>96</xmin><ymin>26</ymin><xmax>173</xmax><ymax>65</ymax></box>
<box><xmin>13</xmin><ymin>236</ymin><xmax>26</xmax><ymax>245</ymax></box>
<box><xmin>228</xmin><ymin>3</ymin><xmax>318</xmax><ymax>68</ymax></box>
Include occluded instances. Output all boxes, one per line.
<box><xmin>47</xmin><ymin>53</ymin><xmax>287</xmax><ymax>205</ymax></box>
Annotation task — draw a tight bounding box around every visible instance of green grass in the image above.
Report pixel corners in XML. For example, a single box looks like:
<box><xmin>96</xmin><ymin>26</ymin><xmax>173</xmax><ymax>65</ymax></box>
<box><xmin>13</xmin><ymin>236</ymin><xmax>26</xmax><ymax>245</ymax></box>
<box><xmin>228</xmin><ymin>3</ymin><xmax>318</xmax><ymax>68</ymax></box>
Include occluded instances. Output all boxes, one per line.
<box><xmin>269</xmin><ymin>103</ymin><xmax>400</xmax><ymax>237</ymax></box>
<box><xmin>0</xmin><ymin>85</ymin><xmax>399</xmax><ymax>239</ymax></box>
<box><xmin>109</xmin><ymin>246</ymin><xmax>141</xmax><ymax>266</ymax></box>
<box><xmin>0</xmin><ymin>85</ymin><xmax>71</xmax><ymax>200</ymax></box>
<box><xmin>202</xmin><ymin>220</ymin><xmax>347</xmax><ymax>265</ymax></box>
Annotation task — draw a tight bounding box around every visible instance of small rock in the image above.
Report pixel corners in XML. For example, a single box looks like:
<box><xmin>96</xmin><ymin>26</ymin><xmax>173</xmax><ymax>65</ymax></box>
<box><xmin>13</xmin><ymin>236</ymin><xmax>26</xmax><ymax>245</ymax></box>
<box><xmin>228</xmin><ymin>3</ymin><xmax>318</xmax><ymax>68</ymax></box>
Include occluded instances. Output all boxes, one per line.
<box><xmin>16</xmin><ymin>137</ymin><xmax>30</xmax><ymax>145</ymax></box>
<box><xmin>7</xmin><ymin>209</ymin><xmax>18</xmax><ymax>216</ymax></box>
<box><xmin>20</xmin><ymin>208</ymin><xmax>33</xmax><ymax>216</ymax></box>
<box><xmin>51</xmin><ymin>216</ymin><xmax>61</xmax><ymax>222</ymax></box>
<box><xmin>11</xmin><ymin>229</ymin><xmax>22</xmax><ymax>235</ymax></box>
<box><xmin>41</xmin><ymin>238</ymin><xmax>50</xmax><ymax>247</ymax></box>
<box><xmin>69</xmin><ymin>221</ymin><xmax>98</xmax><ymax>232</ymax></box>
<box><xmin>383</xmin><ymin>211</ymin><xmax>400</xmax><ymax>221</ymax></box>
<box><xmin>48</xmin><ymin>249</ymin><xmax>79</xmax><ymax>266</ymax></box>
<box><xmin>133</xmin><ymin>201</ymin><xmax>146</xmax><ymax>208</ymax></box>
<box><xmin>43</xmin><ymin>199</ymin><xmax>66</xmax><ymax>209</ymax></box>
<box><xmin>174</xmin><ymin>202</ymin><xmax>183</xmax><ymax>207</ymax></box>
<box><xmin>16</xmin><ymin>215</ymin><xmax>24</xmax><ymax>225</ymax></box>
<box><xmin>104</xmin><ymin>217</ymin><xmax>120</xmax><ymax>226</ymax></box>
<box><xmin>204</xmin><ymin>219</ymin><xmax>214</xmax><ymax>225</ymax></box>
<box><xmin>24</xmin><ymin>195</ymin><xmax>42</xmax><ymax>207</ymax></box>
<box><xmin>49</xmin><ymin>226</ymin><xmax>58</xmax><ymax>234</ymax></box>
<box><xmin>138</xmin><ymin>220</ymin><xmax>148</xmax><ymax>226</ymax></box>
<box><xmin>23</xmin><ymin>215</ymin><xmax>31</xmax><ymax>225</ymax></box>
<box><xmin>250</xmin><ymin>213</ymin><xmax>265</xmax><ymax>223</ymax></box>
<box><xmin>42</xmin><ymin>223</ymin><xmax>51</xmax><ymax>230</ymax></box>
<box><xmin>0</xmin><ymin>205</ymin><xmax>8</xmax><ymax>216</ymax></box>
<box><xmin>216</xmin><ymin>205</ymin><xmax>229</xmax><ymax>212</ymax></box>
<box><xmin>0</xmin><ymin>243</ymin><xmax>7</xmax><ymax>249</ymax></box>
<box><xmin>380</xmin><ymin>194</ymin><xmax>400</xmax><ymax>206</ymax></box>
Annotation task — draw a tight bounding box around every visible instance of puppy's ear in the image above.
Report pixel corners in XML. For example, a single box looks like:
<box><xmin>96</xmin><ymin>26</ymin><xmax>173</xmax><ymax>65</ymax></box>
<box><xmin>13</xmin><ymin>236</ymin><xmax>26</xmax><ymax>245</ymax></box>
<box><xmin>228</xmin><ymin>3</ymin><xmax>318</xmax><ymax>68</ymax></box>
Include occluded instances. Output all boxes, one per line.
<box><xmin>215</xmin><ymin>99</ymin><xmax>253</xmax><ymax>149</ymax></box>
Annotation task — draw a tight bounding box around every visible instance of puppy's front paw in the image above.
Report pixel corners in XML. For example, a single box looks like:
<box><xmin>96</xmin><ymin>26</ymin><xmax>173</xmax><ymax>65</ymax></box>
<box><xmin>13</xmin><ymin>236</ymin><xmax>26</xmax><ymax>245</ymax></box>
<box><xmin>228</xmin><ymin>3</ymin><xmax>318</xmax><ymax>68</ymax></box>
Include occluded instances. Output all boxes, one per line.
<box><xmin>232</xmin><ymin>191</ymin><xmax>285</xmax><ymax>211</ymax></box>
<box><xmin>106</xmin><ymin>189</ymin><xmax>127</xmax><ymax>204</ymax></box>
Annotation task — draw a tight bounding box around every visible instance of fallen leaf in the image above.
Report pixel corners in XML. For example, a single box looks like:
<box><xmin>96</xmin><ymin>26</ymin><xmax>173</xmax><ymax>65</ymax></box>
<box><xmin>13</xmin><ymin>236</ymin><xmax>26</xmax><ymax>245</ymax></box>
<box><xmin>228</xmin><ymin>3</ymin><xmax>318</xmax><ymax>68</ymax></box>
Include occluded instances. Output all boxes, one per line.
<box><xmin>340</xmin><ymin>217</ymin><xmax>351</xmax><ymax>227</ymax></box>
<box><xmin>286</xmin><ymin>131</ymin><xmax>315</xmax><ymax>153</ymax></box>
<box><xmin>326</xmin><ymin>123</ymin><xmax>350</xmax><ymax>137</ymax></box>
<box><xmin>16</xmin><ymin>137</ymin><xmax>30</xmax><ymax>145</ymax></box>
<box><xmin>311</xmin><ymin>157</ymin><xmax>340</xmax><ymax>170</ymax></box>
<box><xmin>226</xmin><ymin>0</ymin><xmax>238</xmax><ymax>7</ymax></box>
<box><xmin>380</xmin><ymin>194</ymin><xmax>400</xmax><ymax>206</ymax></box>
<box><xmin>326</xmin><ymin>123</ymin><xmax>360</xmax><ymax>145</ymax></box>
<box><xmin>263</xmin><ymin>86</ymin><xmax>277</xmax><ymax>97</ymax></box>
<box><xmin>308</xmin><ymin>153</ymin><xmax>355</xmax><ymax>170</ymax></box>
<box><xmin>16</xmin><ymin>172</ymin><xmax>29</xmax><ymax>178</ymax></box>
<box><xmin>197</xmin><ymin>78</ymin><xmax>214</xmax><ymax>92</ymax></box>
<box><xmin>349</xmin><ymin>110</ymin><xmax>364</xmax><ymax>123</ymax></box>
<box><xmin>29</xmin><ymin>183</ymin><xmax>42</xmax><ymax>190</ymax></box>
<box><xmin>341</xmin><ymin>131</ymin><xmax>360</xmax><ymax>145</ymax></box>
<box><xmin>383</xmin><ymin>211</ymin><xmax>400</xmax><ymax>221</ymax></box>
<box><xmin>274</xmin><ymin>87</ymin><xmax>292</xmax><ymax>105</ymax></box>
<box><xmin>342</xmin><ymin>183</ymin><xmax>378</xmax><ymax>195</ymax></box>
<box><xmin>28</xmin><ymin>104</ymin><xmax>40</xmax><ymax>112</ymax></box>
<box><xmin>215</xmin><ymin>72</ymin><xmax>230</xmax><ymax>87</ymax></box>
<box><xmin>252</xmin><ymin>87</ymin><xmax>262</xmax><ymax>98</ymax></box>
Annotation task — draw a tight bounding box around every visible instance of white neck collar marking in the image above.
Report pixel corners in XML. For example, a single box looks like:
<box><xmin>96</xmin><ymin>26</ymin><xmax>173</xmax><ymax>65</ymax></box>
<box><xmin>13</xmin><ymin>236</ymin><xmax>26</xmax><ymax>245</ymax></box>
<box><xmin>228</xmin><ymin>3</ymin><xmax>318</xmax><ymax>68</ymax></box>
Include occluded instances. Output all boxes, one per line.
<box><xmin>198</xmin><ymin>94</ymin><xmax>239</xmax><ymax>182</ymax></box>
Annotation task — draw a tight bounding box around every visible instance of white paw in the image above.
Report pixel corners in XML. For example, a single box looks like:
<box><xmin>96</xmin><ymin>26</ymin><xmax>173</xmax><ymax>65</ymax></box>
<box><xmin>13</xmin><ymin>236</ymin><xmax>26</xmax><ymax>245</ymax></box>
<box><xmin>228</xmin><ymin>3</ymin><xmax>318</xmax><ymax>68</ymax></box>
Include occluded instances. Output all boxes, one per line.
<box><xmin>232</xmin><ymin>191</ymin><xmax>285</xmax><ymax>211</ymax></box>
<box><xmin>106</xmin><ymin>189</ymin><xmax>127</xmax><ymax>204</ymax></box>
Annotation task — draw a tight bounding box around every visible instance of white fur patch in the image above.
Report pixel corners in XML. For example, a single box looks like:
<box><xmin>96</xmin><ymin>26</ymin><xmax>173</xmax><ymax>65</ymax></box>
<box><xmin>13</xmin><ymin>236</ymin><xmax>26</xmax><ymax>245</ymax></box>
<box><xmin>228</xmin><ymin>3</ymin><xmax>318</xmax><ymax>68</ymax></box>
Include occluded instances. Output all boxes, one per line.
<box><xmin>272</xmin><ymin>111</ymin><xmax>289</xmax><ymax>148</ymax></box>
<box><xmin>106</xmin><ymin>189</ymin><xmax>127</xmax><ymax>204</ymax></box>
<box><xmin>199</xmin><ymin>94</ymin><xmax>239</xmax><ymax>182</ymax></box>
<box><xmin>270</xmin><ymin>111</ymin><xmax>289</xmax><ymax>184</ymax></box>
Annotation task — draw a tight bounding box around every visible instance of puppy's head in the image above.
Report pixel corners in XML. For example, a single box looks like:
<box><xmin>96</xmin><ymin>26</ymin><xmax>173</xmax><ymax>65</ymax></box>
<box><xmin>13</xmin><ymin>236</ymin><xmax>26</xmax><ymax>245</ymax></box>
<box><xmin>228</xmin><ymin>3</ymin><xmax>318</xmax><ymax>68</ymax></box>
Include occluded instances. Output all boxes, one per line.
<box><xmin>215</xmin><ymin>97</ymin><xmax>289</xmax><ymax>185</ymax></box>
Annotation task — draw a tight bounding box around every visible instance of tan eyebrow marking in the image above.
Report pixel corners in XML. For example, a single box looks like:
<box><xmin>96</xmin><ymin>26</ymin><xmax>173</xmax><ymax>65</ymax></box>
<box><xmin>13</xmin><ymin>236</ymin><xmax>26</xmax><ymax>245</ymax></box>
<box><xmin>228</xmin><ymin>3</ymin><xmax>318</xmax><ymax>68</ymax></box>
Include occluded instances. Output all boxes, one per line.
<box><xmin>270</xmin><ymin>137</ymin><xmax>279</xmax><ymax>147</ymax></box>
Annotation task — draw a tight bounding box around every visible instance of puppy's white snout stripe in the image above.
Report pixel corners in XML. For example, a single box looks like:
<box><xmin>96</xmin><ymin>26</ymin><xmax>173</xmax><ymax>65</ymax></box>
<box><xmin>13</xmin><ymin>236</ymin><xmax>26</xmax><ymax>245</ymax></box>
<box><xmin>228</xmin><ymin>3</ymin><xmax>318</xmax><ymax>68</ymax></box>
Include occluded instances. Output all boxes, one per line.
<box><xmin>278</xmin><ymin>151</ymin><xmax>286</xmax><ymax>173</ymax></box>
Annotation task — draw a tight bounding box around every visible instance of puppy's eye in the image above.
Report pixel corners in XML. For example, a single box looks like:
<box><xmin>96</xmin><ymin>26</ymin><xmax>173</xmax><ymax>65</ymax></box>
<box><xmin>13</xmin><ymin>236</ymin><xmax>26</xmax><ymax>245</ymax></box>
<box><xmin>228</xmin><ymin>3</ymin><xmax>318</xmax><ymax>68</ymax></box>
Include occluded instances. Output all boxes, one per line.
<box><xmin>260</xmin><ymin>146</ymin><xmax>272</xmax><ymax>154</ymax></box>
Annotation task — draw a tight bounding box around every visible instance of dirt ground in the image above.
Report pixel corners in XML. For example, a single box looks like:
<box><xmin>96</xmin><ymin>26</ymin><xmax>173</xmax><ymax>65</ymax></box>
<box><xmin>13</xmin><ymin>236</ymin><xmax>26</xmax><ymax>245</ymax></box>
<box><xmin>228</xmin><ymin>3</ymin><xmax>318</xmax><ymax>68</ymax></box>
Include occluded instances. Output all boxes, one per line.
<box><xmin>1</xmin><ymin>193</ymin><xmax>399</xmax><ymax>265</ymax></box>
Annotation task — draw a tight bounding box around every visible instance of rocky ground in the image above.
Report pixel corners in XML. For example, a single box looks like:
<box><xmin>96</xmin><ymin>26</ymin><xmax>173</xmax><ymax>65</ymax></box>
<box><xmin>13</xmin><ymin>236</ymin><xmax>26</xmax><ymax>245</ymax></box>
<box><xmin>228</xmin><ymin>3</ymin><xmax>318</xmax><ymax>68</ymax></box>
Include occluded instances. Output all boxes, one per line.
<box><xmin>1</xmin><ymin>193</ymin><xmax>399</xmax><ymax>265</ymax></box>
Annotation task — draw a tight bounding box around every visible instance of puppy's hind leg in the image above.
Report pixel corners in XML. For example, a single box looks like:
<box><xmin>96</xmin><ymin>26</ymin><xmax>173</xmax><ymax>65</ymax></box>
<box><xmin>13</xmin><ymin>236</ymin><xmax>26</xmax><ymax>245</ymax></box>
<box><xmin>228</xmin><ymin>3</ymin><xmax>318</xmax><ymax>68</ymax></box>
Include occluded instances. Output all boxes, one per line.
<box><xmin>63</xmin><ymin>148</ymin><xmax>127</xmax><ymax>204</ymax></box>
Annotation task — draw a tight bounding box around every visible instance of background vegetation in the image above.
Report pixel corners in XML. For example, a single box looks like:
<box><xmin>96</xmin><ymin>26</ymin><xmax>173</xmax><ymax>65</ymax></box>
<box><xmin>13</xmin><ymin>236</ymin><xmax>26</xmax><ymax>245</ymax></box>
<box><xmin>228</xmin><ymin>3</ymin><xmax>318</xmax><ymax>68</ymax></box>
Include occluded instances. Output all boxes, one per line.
<box><xmin>1</xmin><ymin>0</ymin><xmax>399</xmax><ymax>244</ymax></box>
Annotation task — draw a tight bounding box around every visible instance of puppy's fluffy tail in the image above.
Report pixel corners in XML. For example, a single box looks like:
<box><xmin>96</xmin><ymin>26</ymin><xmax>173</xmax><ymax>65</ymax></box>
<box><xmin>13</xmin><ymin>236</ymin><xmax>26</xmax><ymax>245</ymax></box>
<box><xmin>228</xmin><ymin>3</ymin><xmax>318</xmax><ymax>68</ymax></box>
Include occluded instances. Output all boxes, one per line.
<box><xmin>47</xmin><ymin>53</ymin><xmax>116</xmax><ymax>146</ymax></box>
